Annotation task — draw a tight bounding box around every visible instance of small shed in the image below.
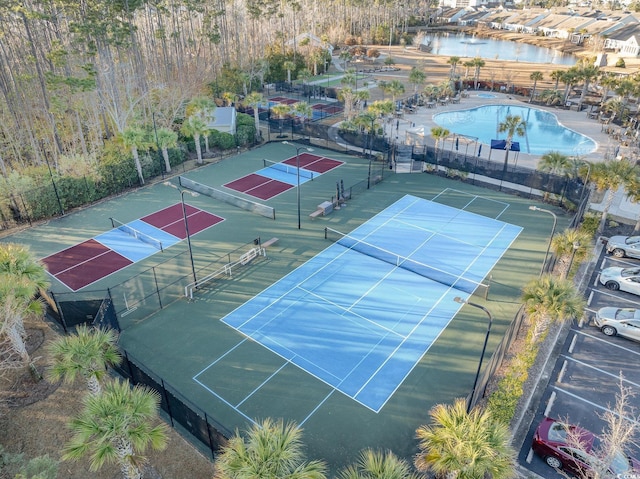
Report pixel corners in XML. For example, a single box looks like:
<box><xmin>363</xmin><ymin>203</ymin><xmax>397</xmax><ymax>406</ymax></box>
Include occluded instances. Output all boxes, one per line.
<box><xmin>207</xmin><ymin>107</ymin><xmax>237</xmax><ymax>135</ymax></box>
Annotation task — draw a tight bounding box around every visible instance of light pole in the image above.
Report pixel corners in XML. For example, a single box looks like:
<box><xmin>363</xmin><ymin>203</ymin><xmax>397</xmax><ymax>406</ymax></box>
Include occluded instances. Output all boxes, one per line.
<box><xmin>529</xmin><ymin>206</ymin><xmax>557</xmax><ymax>277</ymax></box>
<box><xmin>164</xmin><ymin>182</ymin><xmax>199</xmax><ymax>286</ymax></box>
<box><xmin>282</xmin><ymin>141</ymin><xmax>313</xmax><ymax>229</ymax></box>
<box><xmin>453</xmin><ymin>296</ymin><xmax>493</xmax><ymax>413</ymax></box>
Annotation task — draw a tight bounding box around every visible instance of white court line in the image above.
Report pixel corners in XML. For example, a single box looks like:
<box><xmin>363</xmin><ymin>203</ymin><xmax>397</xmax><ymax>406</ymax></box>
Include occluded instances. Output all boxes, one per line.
<box><xmin>192</xmin><ymin>376</ymin><xmax>257</xmax><ymax>425</ymax></box>
<box><xmin>193</xmin><ymin>338</ymin><xmax>249</xmax><ymax>379</ymax></box>
<box><xmin>195</xmin><ymin>193</ymin><xmax>520</xmax><ymax>415</ymax></box>
<box><xmin>236</xmin><ymin>362</ymin><xmax>289</xmax><ymax>408</ymax></box>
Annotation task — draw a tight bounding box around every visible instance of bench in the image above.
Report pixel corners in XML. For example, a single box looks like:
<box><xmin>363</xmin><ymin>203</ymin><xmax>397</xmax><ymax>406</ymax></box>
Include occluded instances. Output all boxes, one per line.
<box><xmin>309</xmin><ymin>209</ymin><xmax>323</xmax><ymax>218</ymax></box>
<box><xmin>261</xmin><ymin>237</ymin><xmax>279</xmax><ymax>248</ymax></box>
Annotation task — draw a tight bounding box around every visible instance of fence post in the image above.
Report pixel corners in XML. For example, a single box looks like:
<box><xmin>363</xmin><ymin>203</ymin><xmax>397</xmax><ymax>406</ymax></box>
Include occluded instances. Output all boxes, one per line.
<box><xmin>204</xmin><ymin>413</ymin><xmax>217</xmax><ymax>460</ymax></box>
<box><xmin>160</xmin><ymin>379</ymin><xmax>175</xmax><ymax>427</ymax></box>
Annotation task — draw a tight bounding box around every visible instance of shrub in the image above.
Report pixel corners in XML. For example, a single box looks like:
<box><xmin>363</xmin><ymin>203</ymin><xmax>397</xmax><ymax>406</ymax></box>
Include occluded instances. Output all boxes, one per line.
<box><xmin>616</xmin><ymin>58</ymin><xmax>626</xmax><ymax>68</ymax></box>
<box><xmin>579</xmin><ymin>212</ymin><xmax>599</xmax><ymax>237</ymax></box>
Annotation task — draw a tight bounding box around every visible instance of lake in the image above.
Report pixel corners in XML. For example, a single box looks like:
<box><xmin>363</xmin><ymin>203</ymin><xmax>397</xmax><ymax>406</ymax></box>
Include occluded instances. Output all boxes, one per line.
<box><xmin>423</xmin><ymin>32</ymin><xmax>576</xmax><ymax>65</ymax></box>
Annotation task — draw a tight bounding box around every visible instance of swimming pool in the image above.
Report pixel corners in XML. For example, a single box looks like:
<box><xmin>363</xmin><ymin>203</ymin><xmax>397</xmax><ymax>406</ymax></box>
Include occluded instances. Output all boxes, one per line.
<box><xmin>477</xmin><ymin>93</ymin><xmax>497</xmax><ymax>99</ymax></box>
<box><xmin>434</xmin><ymin>105</ymin><xmax>596</xmax><ymax>156</ymax></box>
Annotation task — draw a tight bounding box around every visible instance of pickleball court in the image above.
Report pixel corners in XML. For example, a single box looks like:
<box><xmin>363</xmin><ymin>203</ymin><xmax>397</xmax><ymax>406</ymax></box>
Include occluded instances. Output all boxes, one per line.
<box><xmin>194</xmin><ymin>194</ymin><xmax>522</xmax><ymax>415</ymax></box>
<box><xmin>223</xmin><ymin>155</ymin><xmax>343</xmax><ymax>200</ymax></box>
<box><xmin>42</xmin><ymin>203</ymin><xmax>224</xmax><ymax>291</ymax></box>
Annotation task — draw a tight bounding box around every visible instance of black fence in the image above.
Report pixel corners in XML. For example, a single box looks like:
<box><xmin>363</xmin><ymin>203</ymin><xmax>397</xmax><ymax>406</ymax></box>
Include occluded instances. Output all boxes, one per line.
<box><xmin>114</xmin><ymin>348</ymin><xmax>231</xmax><ymax>459</ymax></box>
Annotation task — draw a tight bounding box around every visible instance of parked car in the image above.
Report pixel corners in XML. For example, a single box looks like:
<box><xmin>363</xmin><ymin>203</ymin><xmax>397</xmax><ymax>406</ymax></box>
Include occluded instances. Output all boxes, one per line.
<box><xmin>599</xmin><ymin>267</ymin><xmax>640</xmax><ymax>295</ymax></box>
<box><xmin>532</xmin><ymin>417</ymin><xmax>640</xmax><ymax>477</ymax></box>
<box><xmin>594</xmin><ymin>307</ymin><xmax>640</xmax><ymax>342</ymax></box>
<box><xmin>605</xmin><ymin>235</ymin><xmax>640</xmax><ymax>259</ymax></box>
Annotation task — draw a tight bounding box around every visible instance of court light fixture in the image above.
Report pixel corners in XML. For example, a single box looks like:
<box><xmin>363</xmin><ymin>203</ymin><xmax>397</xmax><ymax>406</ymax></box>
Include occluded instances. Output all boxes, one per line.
<box><xmin>529</xmin><ymin>205</ymin><xmax>557</xmax><ymax>277</ymax></box>
<box><xmin>282</xmin><ymin>141</ymin><xmax>314</xmax><ymax>230</ymax></box>
<box><xmin>164</xmin><ymin>181</ymin><xmax>199</xmax><ymax>286</ymax></box>
<box><xmin>453</xmin><ymin>296</ymin><xmax>493</xmax><ymax>413</ymax></box>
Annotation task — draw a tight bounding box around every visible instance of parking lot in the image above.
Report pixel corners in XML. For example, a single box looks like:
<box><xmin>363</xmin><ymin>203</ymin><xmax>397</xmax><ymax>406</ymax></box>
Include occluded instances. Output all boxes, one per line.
<box><xmin>519</xmin><ymin>245</ymin><xmax>640</xmax><ymax>478</ymax></box>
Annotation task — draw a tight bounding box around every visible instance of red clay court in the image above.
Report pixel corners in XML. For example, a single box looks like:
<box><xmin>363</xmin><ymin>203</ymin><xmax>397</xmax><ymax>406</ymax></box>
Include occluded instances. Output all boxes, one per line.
<box><xmin>42</xmin><ymin>203</ymin><xmax>224</xmax><ymax>291</ymax></box>
<box><xmin>223</xmin><ymin>155</ymin><xmax>343</xmax><ymax>200</ymax></box>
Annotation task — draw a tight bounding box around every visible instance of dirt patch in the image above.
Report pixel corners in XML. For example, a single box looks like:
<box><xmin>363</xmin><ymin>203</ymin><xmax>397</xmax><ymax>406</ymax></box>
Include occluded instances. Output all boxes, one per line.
<box><xmin>0</xmin><ymin>322</ymin><xmax>216</xmax><ymax>479</ymax></box>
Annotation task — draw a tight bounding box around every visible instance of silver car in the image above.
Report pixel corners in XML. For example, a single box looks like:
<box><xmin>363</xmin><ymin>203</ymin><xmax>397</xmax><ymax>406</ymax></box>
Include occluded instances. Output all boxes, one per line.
<box><xmin>594</xmin><ymin>307</ymin><xmax>640</xmax><ymax>342</ymax></box>
<box><xmin>599</xmin><ymin>267</ymin><xmax>640</xmax><ymax>295</ymax></box>
<box><xmin>606</xmin><ymin>235</ymin><xmax>640</xmax><ymax>259</ymax></box>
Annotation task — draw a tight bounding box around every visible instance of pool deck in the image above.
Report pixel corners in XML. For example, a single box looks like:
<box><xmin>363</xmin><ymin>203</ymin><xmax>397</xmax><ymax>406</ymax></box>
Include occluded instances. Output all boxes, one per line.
<box><xmin>396</xmin><ymin>91</ymin><xmax>622</xmax><ymax>170</ymax></box>
<box><xmin>393</xmin><ymin>91</ymin><xmax>640</xmax><ymax>223</ymax></box>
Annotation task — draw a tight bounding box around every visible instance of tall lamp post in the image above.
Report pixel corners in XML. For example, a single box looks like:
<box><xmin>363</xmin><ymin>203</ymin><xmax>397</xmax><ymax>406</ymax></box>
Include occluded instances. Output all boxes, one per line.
<box><xmin>164</xmin><ymin>182</ymin><xmax>199</xmax><ymax>286</ymax></box>
<box><xmin>282</xmin><ymin>141</ymin><xmax>313</xmax><ymax>229</ymax></box>
<box><xmin>454</xmin><ymin>296</ymin><xmax>493</xmax><ymax>413</ymax></box>
<box><xmin>529</xmin><ymin>206</ymin><xmax>557</xmax><ymax>277</ymax></box>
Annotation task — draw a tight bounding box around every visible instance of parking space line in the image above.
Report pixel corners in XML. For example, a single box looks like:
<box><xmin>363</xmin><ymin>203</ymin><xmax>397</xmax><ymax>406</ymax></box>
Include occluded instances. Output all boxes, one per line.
<box><xmin>560</xmin><ymin>354</ymin><xmax>640</xmax><ymax>388</ymax></box>
<box><xmin>594</xmin><ymin>274</ymin><xmax>600</xmax><ymax>288</ymax></box>
<box><xmin>572</xmin><ymin>329</ymin><xmax>640</xmax><ymax>357</ymax></box>
<box><xmin>553</xmin><ymin>386</ymin><xmax>639</xmax><ymax>425</ymax></box>
<box><xmin>591</xmin><ymin>287</ymin><xmax>640</xmax><ymax>305</ymax></box>
<box><xmin>587</xmin><ymin>291</ymin><xmax>594</xmax><ymax>306</ymax></box>
<box><xmin>568</xmin><ymin>334</ymin><xmax>577</xmax><ymax>353</ymax></box>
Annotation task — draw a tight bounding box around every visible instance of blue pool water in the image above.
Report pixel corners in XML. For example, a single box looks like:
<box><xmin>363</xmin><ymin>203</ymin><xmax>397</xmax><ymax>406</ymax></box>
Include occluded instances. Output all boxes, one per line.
<box><xmin>434</xmin><ymin>105</ymin><xmax>597</xmax><ymax>156</ymax></box>
<box><xmin>477</xmin><ymin>93</ymin><xmax>497</xmax><ymax>99</ymax></box>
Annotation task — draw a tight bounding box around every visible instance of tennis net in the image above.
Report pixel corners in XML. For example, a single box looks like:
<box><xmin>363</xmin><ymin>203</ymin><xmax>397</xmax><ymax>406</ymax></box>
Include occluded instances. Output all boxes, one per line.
<box><xmin>263</xmin><ymin>159</ymin><xmax>314</xmax><ymax>179</ymax></box>
<box><xmin>324</xmin><ymin>227</ymin><xmax>483</xmax><ymax>295</ymax></box>
<box><xmin>110</xmin><ymin>218</ymin><xmax>164</xmax><ymax>251</ymax></box>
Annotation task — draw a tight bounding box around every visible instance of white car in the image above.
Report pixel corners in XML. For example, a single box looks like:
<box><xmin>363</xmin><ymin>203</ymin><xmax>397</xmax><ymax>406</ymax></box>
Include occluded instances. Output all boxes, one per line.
<box><xmin>606</xmin><ymin>235</ymin><xmax>640</xmax><ymax>259</ymax></box>
<box><xmin>599</xmin><ymin>267</ymin><xmax>640</xmax><ymax>295</ymax></box>
<box><xmin>594</xmin><ymin>307</ymin><xmax>640</xmax><ymax>342</ymax></box>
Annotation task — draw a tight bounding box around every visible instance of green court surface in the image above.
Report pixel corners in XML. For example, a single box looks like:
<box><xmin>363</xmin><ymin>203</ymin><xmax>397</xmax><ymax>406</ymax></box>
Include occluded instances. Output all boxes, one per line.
<box><xmin>4</xmin><ymin>142</ymin><xmax>569</xmax><ymax>472</ymax></box>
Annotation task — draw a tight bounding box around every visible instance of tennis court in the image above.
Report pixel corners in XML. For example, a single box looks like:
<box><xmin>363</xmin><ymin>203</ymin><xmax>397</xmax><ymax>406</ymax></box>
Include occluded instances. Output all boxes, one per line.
<box><xmin>223</xmin><ymin>156</ymin><xmax>343</xmax><ymax>200</ymax></box>
<box><xmin>42</xmin><ymin>203</ymin><xmax>223</xmax><ymax>291</ymax></box>
<box><xmin>195</xmin><ymin>194</ymin><xmax>522</xmax><ymax>414</ymax></box>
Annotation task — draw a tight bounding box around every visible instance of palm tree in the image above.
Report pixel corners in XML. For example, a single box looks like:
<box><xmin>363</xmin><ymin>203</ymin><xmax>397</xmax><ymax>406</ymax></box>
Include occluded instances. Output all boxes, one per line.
<box><xmin>470</xmin><ymin>57</ymin><xmax>485</xmax><ymax>90</ymax></box>
<box><xmin>415</xmin><ymin>398</ymin><xmax>516</xmax><ymax>479</ymax></box>
<box><xmin>180</xmin><ymin>115</ymin><xmax>209</xmax><ymax>164</ymax></box>
<box><xmin>338</xmin><ymin>449</ymin><xmax>419</xmax><ymax>479</ymax></box>
<box><xmin>431</xmin><ymin>126</ymin><xmax>450</xmax><ymax>168</ymax></box>
<box><xmin>293</xmin><ymin>101</ymin><xmax>313</xmax><ymax>123</ymax></box>
<box><xmin>538</xmin><ymin>151</ymin><xmax>570</xmax><ymax>175</ymax></box>
<box><xmin>271</xmin><ymin>103</ymin><xmax>292</xmax><ymax>137</ymax></box>
<box><xmin>339</xmin><ymin>50</ymin><xmax>352</xmax><ymax>71</ymax></box>
<box><xmin>120</xmin><ymin>127</ymin><xmax>148</xmax><ymax>185</ymax></box>
<box><xmin>550</xmin><ymin>69</ymin><xmax>565</xmax><ymax>90</ymax></box>
<box><xmin>385</xmin><ymin>80</ymin><xmax>405</xmax><ymax>104</ymax></box>
<box><xmin>63</xmin><ymin>379</ymin><xmax>168</xmax><ymax>479</ymax></box>
<box><xmin>244</xmin><ymin>92</ymin><xmax>264</xmax><ymax>141</ymax></box>
<box><xmin>560</xmin><ymin>68</ymin><xmax>579</xmax><ymax>104</ymax></box>
<box><xmin>213</xmin><ymin>418</ymin><xmax>327</xmax><ymax>479</ymax></box>
<box><xmin>522</xmin><ymin>275</ymin><xmax>585</xmax><ymax>342</ymax></box>
<box><xmin>0</xmin><ymin>243</ymin><xmax>49</xmax><ymax>377</ymax></box>
<box><xmin>222</xmin><ymin>92</ymin><xmax>237</xmax><ymax>107</ymax></box>
<box><xmin>338</xmin><ymin>87</ymin><xmax>356</xmax><ymax>120</ymax></box>
<box><xmin>155</xmin><ymin>127</ymin><xmax>178</xmax><ymax>173</ymax></box>
<box><xmin>447</xmin><ymin>56</ymin><xmax>460</xmax><ymax>79</ymax></box>
<box><xmin>575</xmin><ymin>61</ymin><xmax>599</xmax><ymax>111</ymax></box>
<box><xmin>597</xmin><ymin>71</ymin><xmax>619</xmax><ymax>105</ymax></box>
<box><xmin>539</xmin><ymin>89</ymin><xmax>563</xmax><ymax>106</ymax></box>
<box><xmin>550</xmin><ymin>228</ymin><xmax>592</xmax><ymax>278</ymax></box>
<box><xmin>341</xmin><ymin>68</ymin><xmax>357</xmax><ymax>88</ymax></box>
<box><xmin>186</xmin><ymin>96</ymin><xmax>216</xmax><ymax>152</ymax></box>
<box><xmin>590</xmin><ymin>159</ymin><xmax>638</xmax><ymax>233</ymax></box>
<box><xmin>283</xmin><ymin>60</ymin><xmax>296</xmax><ymax>83</ymax></box>
<box><xmin>408</xmin><ymin>67</ymin><xmax>426</xmax><ymax>94</ymax></box>
<box><xmin>529</xmin><ymin>71</ymin><xmax>543</xmax><ymax>103</ymax></box>
<box><xmin>47</xmin><ymin>324</ymin><xmax>121</xmax><ymax>396</ymax></box>
<box><xmin>498</xmin><ymin>114</ymin><xmax>526</xmax><ymax>179</ymax></box>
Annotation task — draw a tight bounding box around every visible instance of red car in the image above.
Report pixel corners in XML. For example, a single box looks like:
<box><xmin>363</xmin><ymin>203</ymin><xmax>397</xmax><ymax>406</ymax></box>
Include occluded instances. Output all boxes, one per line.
<box><xmin>532</xmin><ymin>417</ymin><xmax>640</xmax><ymax>477</ymax></box>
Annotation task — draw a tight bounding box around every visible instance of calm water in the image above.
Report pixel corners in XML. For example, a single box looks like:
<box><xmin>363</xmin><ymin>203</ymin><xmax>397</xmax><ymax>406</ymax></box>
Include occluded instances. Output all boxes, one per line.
<box><xmin>423</xmin><ymin>32</ymin><xmax>576</xmax><ymax>65</ymax></box>
<box><xmin>434</xmin><ymin>104</ymin><xmax>596</xmax><ymax>156</ymax></box>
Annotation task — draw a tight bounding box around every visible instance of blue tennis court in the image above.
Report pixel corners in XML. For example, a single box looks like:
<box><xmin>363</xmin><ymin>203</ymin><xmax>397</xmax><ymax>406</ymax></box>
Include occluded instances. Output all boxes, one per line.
<box><xmin>200</xmin><ymin>194</ymin><xmax>522</xmax><ymax>412</ymax></box>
